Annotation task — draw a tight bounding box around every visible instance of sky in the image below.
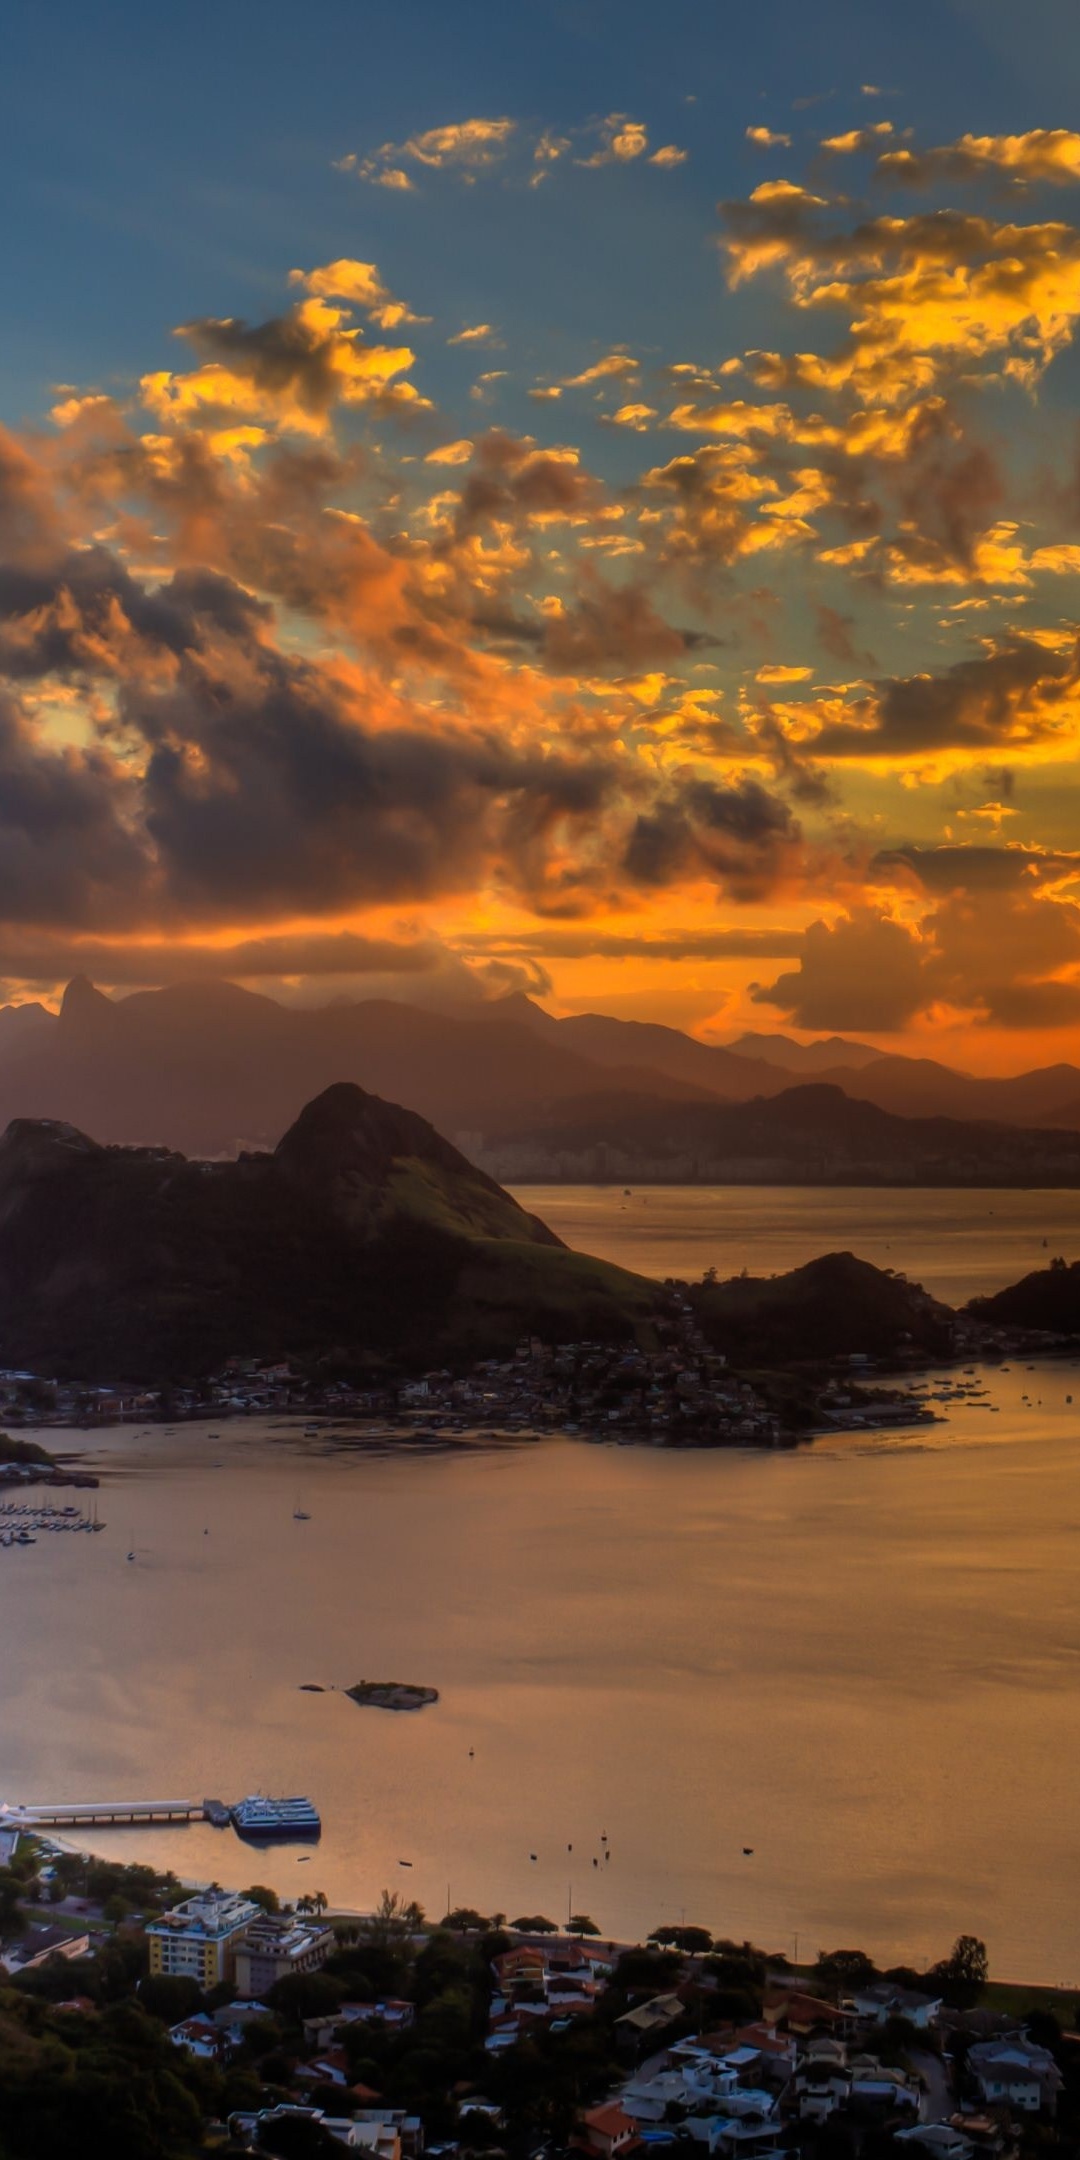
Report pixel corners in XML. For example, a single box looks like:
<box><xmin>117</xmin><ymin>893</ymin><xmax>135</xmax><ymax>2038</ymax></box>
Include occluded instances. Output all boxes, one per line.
<box><xmin>4</xmin><ymin>0</ymin><xmax>1080</xmax><ymax>1070</ymax></box>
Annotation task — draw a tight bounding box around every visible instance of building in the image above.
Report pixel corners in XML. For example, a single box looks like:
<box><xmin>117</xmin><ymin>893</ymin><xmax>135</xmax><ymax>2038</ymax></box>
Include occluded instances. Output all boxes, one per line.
<box><xmin>169</xmin><ymin>2012</ymin><xmax>228</xmax><ymax>2062</ymax></box>
<box><xmin>0</xmin><ymin>1924</ymin><xmax>91</xmax><ymax>1975</ymax></box>
<box><xmin>614</xmin><ymin>1990</ymin><xmax>687</xmax><ymax>2057</ymax></box>
<box><xmin>233</xmin><ymin>1912</ymin><xmax>335</xmax><ymax>1998</ymax></box>
<box><xmin>582</xmin><ymin>2102</ymin><xmax>640</xmax><ymax>2159</ymax></box>
<box><xmin>146</xmin><ymin>1889</ymin><xmax>261</xmax><ymax>1987</ymax></box>
<box><xmin>967</xmin><ymin>2035</ymin><xmax>1062</xmax><ymax>2114</ymax></box>
<box><xmin>851</xmin><ymin>1982</ymin><xmax>943</xmax><ymax>2031</ymax></box>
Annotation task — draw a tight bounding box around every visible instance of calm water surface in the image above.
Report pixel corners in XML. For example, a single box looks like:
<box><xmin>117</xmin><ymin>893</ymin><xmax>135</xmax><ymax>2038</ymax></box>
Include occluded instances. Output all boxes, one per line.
<box><xmin>511</xmin><ymin>1184</ymin><xmax>1080</xmax><ymax>1304</ymax></box>
<box><xmin>4</xmin><ymin>1355</ymin><xmax>1080</xmax><ymax>1983</ymax></box>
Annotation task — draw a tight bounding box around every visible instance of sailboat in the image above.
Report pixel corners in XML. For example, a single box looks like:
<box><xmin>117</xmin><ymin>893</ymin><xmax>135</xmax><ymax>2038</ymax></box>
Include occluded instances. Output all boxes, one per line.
<box><xmin>293</xmin><ymin>1495</ymin><xmax>311</xmax><ymax>1521</ymax></box>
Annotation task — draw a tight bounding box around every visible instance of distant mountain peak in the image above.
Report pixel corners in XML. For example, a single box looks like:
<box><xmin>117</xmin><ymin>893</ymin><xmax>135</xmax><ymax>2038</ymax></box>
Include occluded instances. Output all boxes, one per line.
<box><xmin>726</xmin><ymin>1030</ymin><xmax>883</xmax><ymax>1073</ymax></box>
<box><xmin>59</xmin><ymin>974</ymin><xmax>113</xmax><ymax>1025</ymax></box>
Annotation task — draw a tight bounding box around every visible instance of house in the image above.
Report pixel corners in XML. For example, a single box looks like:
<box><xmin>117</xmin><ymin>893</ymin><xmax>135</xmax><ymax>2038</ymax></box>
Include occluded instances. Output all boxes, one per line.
<box><xmin>897</xmin><ymin>2127</ymin><xmax>976</xmax><ymax>2160</ymax></box>
<box><xmin>352</xmin><ymin>2107</ymin><xmax>424</xmax><ymax>2160</ymax></box>
<box><xmin>793</xmin><ymin>2059</ymin><xmax>852</xmax><ymax>2122</ymax></box>
<box><xmin>763</xmin><ymin>1989</ymin><xmax>849</xmax><ymax>2038</ymax></box>
<box><xmin>170</xmin><ymin>2012</ymin><xmax>227</xmax><ymax>2062</ymax></box>
<box><xmin>967</xmin><ymin>2035</ymin><xmax>1062</xmax><ymax>2114</ymax></box>
<box><xmin>615</xmin><ymin>1992</ymin><xmax>688</xmax><ymax>2057</ymax></box>
<box><xmin>1</xmin><ymin>1924</ymin><xmax>91</xmax><ymax>1975</ymax></box>
<box><xmin>492</xmin><ymin>1947</ymin><xmax>547</xmax><ymax>1989</ymax></box>
<box><xmin>230</xmin><ymin>2105</ymin><xmax>404</xmax><ymax>2154</ymax></box>
<box><xmin>852</xmin><ymin>1982</ymin><xmax>943</xmax><ymax>2031</ymax></box>
<box><xmin>346</xmin><ymin>2122</ymin><xmax>401</xmax><ymax>2160</ymax></box>
<box><xmin>303</xmin><ymin>2001</ymin><xmax>414</xmax><ymax>2051</ymax></box>
<box><xmin>706</xmin><ymin>2111</ymin><xmax>784</xmax><ymax>2157</ymax></box>
<box><xmin>299</xmin><ymin>2047</ymin><xmax>353</xmax><ymax>2088</ymax></box>
<box><xmin>849</xmin><ymin>2070</ymin><xmax>920</xmax><ymax>2115</ymax></box>
<box><xmin>582</xmin><ymin>2102</ymin><xmax>641</xmax><ymax>2158</ymax></box>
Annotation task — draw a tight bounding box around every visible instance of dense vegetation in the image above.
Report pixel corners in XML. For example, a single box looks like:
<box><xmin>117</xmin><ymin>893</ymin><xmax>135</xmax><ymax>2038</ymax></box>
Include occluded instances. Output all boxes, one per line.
<box><xmin>968</xmin><ymin>1256</ymin><xmax>1080</xmax><ymax>1333</ymax></box>
<box><xmin>690</xmin><ymin>1251</ymin><xmax>956</xmax><ymax>1362</ymax></box>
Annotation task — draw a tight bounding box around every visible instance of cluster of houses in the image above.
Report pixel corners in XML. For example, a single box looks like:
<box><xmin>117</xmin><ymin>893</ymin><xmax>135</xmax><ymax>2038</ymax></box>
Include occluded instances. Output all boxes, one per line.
<box><xmin>582</xmin><ymin>1977</ymin><xmax>1065</xmax><ymax>2160</ymax></box>
<box><xmin>0</xmin><ymin>1325</ymin><xmax>793</xmax><ymax>1447</ymax></box>
<box><xmin>148</xmin><ymin>1906</ymin><xmax>1066</xmax><ymax>2160</ymax></box>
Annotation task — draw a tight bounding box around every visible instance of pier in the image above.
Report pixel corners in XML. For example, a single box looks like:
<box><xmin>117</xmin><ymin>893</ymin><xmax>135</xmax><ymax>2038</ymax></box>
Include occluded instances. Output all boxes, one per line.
<box><xmin>0</xmin><ymin>1797</ymin><xmax>227</xmax><ymax>1830</ymax></box>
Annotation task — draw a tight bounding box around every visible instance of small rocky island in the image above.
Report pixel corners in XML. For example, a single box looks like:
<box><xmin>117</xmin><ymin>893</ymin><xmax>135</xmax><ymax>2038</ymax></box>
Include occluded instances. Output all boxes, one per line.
<box><xmin>346</xmin><ymin>1680</ymin><xmax>439</xmax><ymax>1712</ymax></box>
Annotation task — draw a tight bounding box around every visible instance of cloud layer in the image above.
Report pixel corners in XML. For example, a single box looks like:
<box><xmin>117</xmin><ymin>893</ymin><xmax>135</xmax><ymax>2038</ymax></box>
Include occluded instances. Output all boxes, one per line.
<box><xmin>6</xmin><ymin>108</ymin><xmax>1080</xmax><ymax>1056</ymax></box>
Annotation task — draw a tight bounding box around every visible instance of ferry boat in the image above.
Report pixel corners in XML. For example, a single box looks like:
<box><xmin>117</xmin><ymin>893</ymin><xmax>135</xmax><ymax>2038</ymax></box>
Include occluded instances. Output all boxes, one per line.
<box><xmin>231</xmin><ymin>1793</ymin><xmax>321</xmax><ymax>1842</ymax></box>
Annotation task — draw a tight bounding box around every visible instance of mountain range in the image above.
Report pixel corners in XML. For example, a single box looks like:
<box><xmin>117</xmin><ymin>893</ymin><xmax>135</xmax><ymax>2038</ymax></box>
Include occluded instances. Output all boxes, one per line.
<box><xmin>0</xmin><ymin>977</ymin><xmax>1078</xmax><ymax>1170</ymax></box>
<box><xmin>469</xmin><ymin>1083</ymin><xmax>1080</xmax><ymax>1186</ymax></box>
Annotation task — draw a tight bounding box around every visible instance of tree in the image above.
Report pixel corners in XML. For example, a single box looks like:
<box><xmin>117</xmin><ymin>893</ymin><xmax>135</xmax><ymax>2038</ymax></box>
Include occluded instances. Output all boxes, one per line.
<box><xmin>567</xmin><ymin>1913</ymin><xmax>600</xmax><ymax>1938</ymax></box>
<box><xmin>0</xmin><ymin>1866</ymin><xmax>26</xmax><ymax>1933</ymax></box>
<box><xmin>648</xmin><ymin>1924</ymin><xmax>681</xmax><ymax>1947</ymax></box>
<box><xmin>266</xmin><ymin>1970</ymin><xmax>342</xmax><ymax>2022</ymax></box>
<box><xmin>444</xmin><ymin>1906</ymin><xmax>490</xmax><ymax>1933</ymax></box>
<box><xmin>511</xmin><ymin>1914</ymin><xmax>558</xmax><ymax>1933</ymax></box>
<box><xmin>244</xmin><ymin>1882</ymin><xmax>280</xmax><ymax>1914</ymax></box>
<box><xmin>676</xmin><ymin>1926</ymin><xmax>712</xmax><ymax>1958</ymax></box>
<box><xmin>933</xmin><ymin>1934</ymin><xmax>989</xmax><ymax>2008</ymax></box>
<box><xmin>363</xmin><ymin>1888</ymin><xmax>426</xmax><ymax>1948</ymax></box>
<box><xmin>138</xmin><ymin>1972</ymin><xmax>205</xmax><ymax>2024</ymax></box>
<box><xmin>816</xmin><ymin>1948</ymin><xmax>879</xmax><ymax>1992</ymax></box>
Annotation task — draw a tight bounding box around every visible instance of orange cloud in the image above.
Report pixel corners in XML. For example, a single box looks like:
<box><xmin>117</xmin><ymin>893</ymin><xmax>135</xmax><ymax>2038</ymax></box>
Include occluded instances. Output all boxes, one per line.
<box><xmin>879</xmin><ymin>128</ymin><xmax>1080</xmax><ymax>189</ymax></box>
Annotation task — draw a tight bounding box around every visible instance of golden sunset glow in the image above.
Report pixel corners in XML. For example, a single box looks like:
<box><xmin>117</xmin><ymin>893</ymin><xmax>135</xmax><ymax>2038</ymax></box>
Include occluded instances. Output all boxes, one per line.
<box><xmin>3</xmin><ymin>86</ymin><xmax>1080</xmax><ymax>1074</ymax></box>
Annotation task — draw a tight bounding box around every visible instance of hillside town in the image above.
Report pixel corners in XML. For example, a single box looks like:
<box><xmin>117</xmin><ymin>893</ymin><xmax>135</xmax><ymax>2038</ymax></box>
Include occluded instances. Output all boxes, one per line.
<box><xmin>0</xmin><ymin>1287</ymin><xmax>955</xmax><ymax>1455</ymax></box>
<box><xmin>0</xmin><ymin>1838</ymin><xmax>1074</xmax><ymax>2160</ymax></box>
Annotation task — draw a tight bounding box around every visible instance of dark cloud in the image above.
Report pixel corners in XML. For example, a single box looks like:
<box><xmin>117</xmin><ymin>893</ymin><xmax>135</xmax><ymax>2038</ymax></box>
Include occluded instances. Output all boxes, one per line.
<box><xmin>623</xmin><ymin>776</ymin><xmax>800</xmax><ymax>899</ymax></box>
<box><xmin>894</xmin><ymin>442</ymin><xmax>1003</xmax><ymax>569</ymax></box>
<box><xmin>0</xmin><ymin>691</ymin><xmax>148</xmax><ymax>929</ymax></box>
<box><xmin>119</xmin><ymin>642</ymin><xmax>619</xmax><ymax>918</ymax></box>
<box><xmin>808</xmin><ymin>640</ymin><xmax>1079</xmax><ymax>759</ymax></box>
<box><xmin>873</xmin><ymin>844</ymin><xmax>1080</xmax><ymax>893</ymax></box>
<box><xmin>542</xmin><ymin>574</ymin><xmax>709</xmax><ymax>673</ymax></box>
<box><xmin>0</xmin><ymin>547</ymin><xmax>271</xmax><ymax>681</ymax></box>
<box><xmin>975</xmin><ymin>978</ymin><xmax>1080</xmax><ymax>1027</ymax></box>
<box><xmin>452</xmin><ymin>432</ymin><xmax>602</xmax><ymax>535</ymax></box>
<box><xmin>755</xmin><ymin>887</ymin><xmax>1080</xmax><ymax>1032</ymax></box>
<box><xmin>814</xmin><ymin>604</ymin><xmax>875</xmax><ymax>668</ymax></box>
<box><xmin>751</xmin><ymin>910</ymin><xmax>931</xmax><ymax>1030</ymax></box>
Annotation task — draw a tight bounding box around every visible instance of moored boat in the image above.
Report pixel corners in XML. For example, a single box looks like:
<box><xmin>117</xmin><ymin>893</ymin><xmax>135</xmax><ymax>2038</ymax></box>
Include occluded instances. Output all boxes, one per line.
<box><xmin>231</xmin><ymin>1793</ymin><xmax>321</xmax><ymax>1841</ymax></box>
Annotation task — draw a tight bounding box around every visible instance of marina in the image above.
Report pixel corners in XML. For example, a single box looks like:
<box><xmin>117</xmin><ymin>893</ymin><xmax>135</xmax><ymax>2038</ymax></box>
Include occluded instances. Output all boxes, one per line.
<box><xmin>0</xmin><ymin>1501</ymin><xmax>104</xmax><ymax>1548</ymax></box>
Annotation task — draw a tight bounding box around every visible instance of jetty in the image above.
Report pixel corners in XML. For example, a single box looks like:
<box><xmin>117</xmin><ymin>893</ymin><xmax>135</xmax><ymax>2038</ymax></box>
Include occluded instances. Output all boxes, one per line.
<box><xmin>0</xmin><ymin>1796</ymin><xmax>230</xmax><ymax>1830</ymax></box>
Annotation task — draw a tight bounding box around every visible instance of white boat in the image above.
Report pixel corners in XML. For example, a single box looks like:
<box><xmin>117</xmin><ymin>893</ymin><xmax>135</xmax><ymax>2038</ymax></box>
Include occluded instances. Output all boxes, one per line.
<box><xmin>231</xmin><ymin>1793</ymin><xmax>321</xmax><ymax>1841</ymax></box>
